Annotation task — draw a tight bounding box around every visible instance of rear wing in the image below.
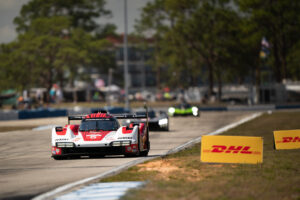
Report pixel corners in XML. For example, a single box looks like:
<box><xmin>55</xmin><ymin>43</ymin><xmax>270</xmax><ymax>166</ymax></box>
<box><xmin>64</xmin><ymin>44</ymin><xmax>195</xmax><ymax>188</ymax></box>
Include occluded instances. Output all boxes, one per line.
<box><xmin>67</xmin><ymin>114</ymin><xmax>147</xmax><ymax>124</ymax></box>
<box><xmin>67</xmin><ymin>105</ymin><xmax>149</xmax><ymax>125</ymax></box>
<box><xmin>113</xmin><ymin>114</ymin><xmax>147</xmax><ymax>119</ymax></box>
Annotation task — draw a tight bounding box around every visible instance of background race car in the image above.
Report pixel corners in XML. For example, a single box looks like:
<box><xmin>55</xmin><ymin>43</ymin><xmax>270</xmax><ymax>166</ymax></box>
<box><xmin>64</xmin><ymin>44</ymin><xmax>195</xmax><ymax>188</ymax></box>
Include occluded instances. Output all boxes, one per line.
<box><xmin>124</xmin><ymin>108</ymin><xmax>169</xmax><ymax>131</ymax></box>
<box><xmin>168</xmin><ymin>103</ymin><xmax>200</xmax><ymax>117</ymax></box>
<box><xmin>51</xmin><ymin>111</ymin><xmax>150</xmax><ymax>159</ymax></box>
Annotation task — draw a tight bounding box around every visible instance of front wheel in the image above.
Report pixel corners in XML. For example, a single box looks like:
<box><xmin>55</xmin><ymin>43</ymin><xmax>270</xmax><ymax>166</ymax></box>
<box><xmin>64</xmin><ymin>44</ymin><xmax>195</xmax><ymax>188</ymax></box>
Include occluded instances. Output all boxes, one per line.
<box><xmin>140</xmin><ymin>138</ymin><xmax>150</xmax><ymax>157</ymax></box>
<box><xmin>139</xmin><ymin>149</ymin><xmax>149</xmax><ymax>157</ymax></box>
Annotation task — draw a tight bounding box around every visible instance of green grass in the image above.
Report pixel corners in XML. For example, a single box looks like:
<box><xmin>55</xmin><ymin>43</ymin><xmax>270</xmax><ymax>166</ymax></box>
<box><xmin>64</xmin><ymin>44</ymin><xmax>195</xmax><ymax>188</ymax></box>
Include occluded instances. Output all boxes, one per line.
<box><xmin>101</xmin><ymin>111</ymin><xmax>300</xmax><ymax>200</ymax></box>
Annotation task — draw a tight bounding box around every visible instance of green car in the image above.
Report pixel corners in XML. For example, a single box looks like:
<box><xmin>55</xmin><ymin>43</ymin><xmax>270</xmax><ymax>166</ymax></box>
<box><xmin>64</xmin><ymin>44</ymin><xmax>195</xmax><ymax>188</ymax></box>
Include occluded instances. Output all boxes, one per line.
<box><xmin>168</xmin><ymin>103</ymin><xmax>200</xmax><ymax>117</ymax></box>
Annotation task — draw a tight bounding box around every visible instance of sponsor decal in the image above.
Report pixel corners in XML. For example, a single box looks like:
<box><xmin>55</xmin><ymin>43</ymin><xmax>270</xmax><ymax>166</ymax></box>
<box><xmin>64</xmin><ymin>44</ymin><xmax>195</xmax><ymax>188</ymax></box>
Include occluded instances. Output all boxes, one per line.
<box><xmin>274</xmin><ymin>130</ymin><xmax>300</xmax><ymax>150</ymax></box>
<box><xmin>55</xmin><ymin>138</ymin><xmax>68</xmax><ymax>141</ymax></box>
<box><xmin>118</xmin><ymin>137</ymin><xmax>133</xmax><ymax>140</ymax></box>
<box><xmin>203</xmin><ymin>145</ymin><xmax>261</xmax><ymax>155</ymax></box>
<box><xmin>201</xmin><ymin>135</ymin><xmax>263</xmax><ymax>164</ymax></box>
<box><xmin>81</xmin><ymin>131</ymin><xmax>110</xmax><ymax>141</ymax></box>
<box><xmin>73</xmin><ymin>138</ymin><xmax>81</xmax><ymax>142</ymax></box>
<box><xmin>86</xmin><ymin>134</ymin><xmax>102</xmax><ymax>139</ymax></box>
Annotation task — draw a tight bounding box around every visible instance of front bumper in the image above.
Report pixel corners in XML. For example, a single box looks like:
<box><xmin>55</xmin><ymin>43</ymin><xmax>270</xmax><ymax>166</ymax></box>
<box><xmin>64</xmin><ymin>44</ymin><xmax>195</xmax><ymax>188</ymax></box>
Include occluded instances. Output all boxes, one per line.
<box><xmin>52</xmin><ymin>143</ymin><xmax>138</xmax><ymax>157</ymax></box>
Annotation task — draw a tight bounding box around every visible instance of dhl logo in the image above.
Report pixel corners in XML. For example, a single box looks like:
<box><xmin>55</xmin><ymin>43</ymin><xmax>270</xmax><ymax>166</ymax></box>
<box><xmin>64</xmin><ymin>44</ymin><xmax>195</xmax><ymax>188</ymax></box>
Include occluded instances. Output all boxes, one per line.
<box><xmin>203</xmin><ymin>145</ymin><xmax>261</xmax><ymax>155</ymax></box>
<box><xmin>276</xmin><ymin>136</ymin><xmax>300</xmax><ymax>143</ymax></box>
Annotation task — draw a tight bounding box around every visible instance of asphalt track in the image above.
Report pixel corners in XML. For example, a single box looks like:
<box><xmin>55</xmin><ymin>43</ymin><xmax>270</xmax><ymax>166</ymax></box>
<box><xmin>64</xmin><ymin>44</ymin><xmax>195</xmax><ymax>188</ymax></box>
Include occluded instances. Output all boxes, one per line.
<box><xmin>0</xmin><ymin>111</ymin><xmax>254</xmax><ymax>200</ymax></box>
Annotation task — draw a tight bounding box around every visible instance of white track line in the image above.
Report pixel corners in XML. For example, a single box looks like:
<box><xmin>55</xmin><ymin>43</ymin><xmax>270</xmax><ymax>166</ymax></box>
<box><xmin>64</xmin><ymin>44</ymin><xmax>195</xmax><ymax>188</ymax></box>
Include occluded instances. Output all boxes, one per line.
<box><xmin>32</xmin><ymin>112</ymin><xmax>262</xmax><ymax>200</ymax></box>
<box><xmin>55</xmin><ymin>182</ymin><xmax>145</xmax><ymax>200</ymax></box>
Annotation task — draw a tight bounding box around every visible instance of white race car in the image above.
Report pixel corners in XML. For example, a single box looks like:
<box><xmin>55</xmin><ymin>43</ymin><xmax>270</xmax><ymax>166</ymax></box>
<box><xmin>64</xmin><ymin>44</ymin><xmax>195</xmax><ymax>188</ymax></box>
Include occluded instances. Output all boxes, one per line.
<box><xmin>51</xmin><ymin>111</ymin><xmax>150</xmax><ymax>159</ymax></box>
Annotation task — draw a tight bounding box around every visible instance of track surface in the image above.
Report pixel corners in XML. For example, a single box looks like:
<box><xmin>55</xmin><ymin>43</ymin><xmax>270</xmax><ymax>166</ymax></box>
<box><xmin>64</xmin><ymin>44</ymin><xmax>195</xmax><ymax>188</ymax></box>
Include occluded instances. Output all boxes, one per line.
<box><xmin>0</xmin><ymin>111</ymin><xmax>253</xmax><ymax>200</ymax></box>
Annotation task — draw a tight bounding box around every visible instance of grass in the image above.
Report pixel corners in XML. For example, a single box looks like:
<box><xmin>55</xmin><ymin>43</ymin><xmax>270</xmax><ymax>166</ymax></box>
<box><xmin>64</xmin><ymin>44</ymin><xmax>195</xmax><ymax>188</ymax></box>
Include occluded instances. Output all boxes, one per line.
<box><xmin>101</xmin><ymin>111</ymin><xmax>300</xmax><ymax>200</ymax></box>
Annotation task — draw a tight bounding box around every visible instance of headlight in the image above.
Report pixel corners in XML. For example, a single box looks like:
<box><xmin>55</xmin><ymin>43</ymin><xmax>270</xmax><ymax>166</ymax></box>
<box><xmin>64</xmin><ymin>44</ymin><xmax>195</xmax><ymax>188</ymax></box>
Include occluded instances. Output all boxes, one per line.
<box><xmin>56</xmin><ymin>142</ymin><xmax>74</xmax><ymax>148</ymax></box>
<box><xmin>192</xmin><ymin>106</ymin><xmax>198</xmax><ymax>116</ymax></box>
<box><xmin>159</xmin><ymin>118</ymin><xmax>168</xmax><ymax>126</ymax></box>
<box><xmin>112</xmin><ymin>141</ymin><xmax>121</xmax><ymax>147</ymax></box>
<box><xmin>168</xmin><ymin>107</ymin><xmax>175</xmax><ymax>114</ymax></box>
<box><xmin>192</xmin><ymin>106</ymin><xmax>198</xmax><ymax>112</ymax></box>
<box><xmin>111</xmin><ymin>141</ymin><xmax>131</xmax><ymax>147</ymax></box>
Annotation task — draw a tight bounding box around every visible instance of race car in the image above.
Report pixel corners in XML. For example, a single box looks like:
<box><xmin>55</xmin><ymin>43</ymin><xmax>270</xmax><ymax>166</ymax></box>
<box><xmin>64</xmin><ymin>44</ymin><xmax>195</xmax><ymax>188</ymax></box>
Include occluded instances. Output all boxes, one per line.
<box><xmin>51</xmin><ymin>111</ymin><xmax>150</xmax><ymax>160</ymax></box>
<box><xmin>124</xmin><ymin>108</ymin><xmax>169</xmax><ymax>131</ymax></box>
<box><xmin>168</xmin><ymin>103</ymin><xmax>200</xmax><ymax>117</ymax></box>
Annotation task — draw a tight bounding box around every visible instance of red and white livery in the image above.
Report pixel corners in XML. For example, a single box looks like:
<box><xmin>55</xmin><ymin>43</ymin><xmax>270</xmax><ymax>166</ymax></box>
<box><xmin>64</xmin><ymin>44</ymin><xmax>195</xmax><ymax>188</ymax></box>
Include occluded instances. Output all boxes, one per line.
<box><xmin>51</xmin><ymin>111</ymin><xmax>150</xmax><ymax>159</ymax></box>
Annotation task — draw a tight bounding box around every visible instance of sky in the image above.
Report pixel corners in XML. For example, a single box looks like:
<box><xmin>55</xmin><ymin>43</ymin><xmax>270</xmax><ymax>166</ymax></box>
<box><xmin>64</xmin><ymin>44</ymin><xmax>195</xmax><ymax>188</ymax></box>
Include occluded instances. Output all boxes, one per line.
<box><xmin>0</xmin><ymin>0</ymin><xmax>152</xmax><ymax>44</ymax></box>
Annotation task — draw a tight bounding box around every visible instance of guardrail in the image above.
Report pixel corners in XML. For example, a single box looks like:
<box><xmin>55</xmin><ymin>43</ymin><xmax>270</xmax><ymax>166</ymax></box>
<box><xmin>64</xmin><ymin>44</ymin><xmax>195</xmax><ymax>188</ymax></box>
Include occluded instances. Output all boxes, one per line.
<box><xmin>0</xmin><ymin>104</ymin><xmax>299</xmax><ymax>121</ymax></box>
<box><xmin>18</xmin><ymin>108</ymin><xmax>68</xmax><ymax>119</ymax></box>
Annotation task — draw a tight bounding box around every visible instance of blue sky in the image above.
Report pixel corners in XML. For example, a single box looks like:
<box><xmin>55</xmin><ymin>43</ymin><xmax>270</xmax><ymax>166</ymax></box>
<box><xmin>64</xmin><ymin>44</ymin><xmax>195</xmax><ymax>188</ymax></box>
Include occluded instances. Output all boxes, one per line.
<box><xmin>0</xmin><ymin>0</ymin><xmax>151</xmax><ymax>44</ymax></box>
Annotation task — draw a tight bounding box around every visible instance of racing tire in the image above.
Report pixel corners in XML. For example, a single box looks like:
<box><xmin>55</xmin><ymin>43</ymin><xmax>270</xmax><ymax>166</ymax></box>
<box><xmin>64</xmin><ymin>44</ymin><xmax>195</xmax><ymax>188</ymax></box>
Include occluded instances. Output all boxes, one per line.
<box><xmin>140</xmin><ymin>131</ymin><xmax>150</xmax><ymax>157</ymax></box>
<box><xmin>139</xmin><ymin>150</ymin><xmax>149</xmax><ymax>157</ymax></box>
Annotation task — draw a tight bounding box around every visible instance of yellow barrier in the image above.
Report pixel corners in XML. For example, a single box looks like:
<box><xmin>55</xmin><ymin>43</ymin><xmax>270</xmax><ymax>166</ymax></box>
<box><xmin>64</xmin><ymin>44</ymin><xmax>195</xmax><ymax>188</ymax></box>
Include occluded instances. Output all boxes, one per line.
<box><xmin>201</xmin><ymin>135</ymin><xmax>263</xmax><ymax>164</ymax></box>
<box><xmin>273</xmin><ymin>130</ymin><xmax>300</xmax><ymax>150</ymax></box>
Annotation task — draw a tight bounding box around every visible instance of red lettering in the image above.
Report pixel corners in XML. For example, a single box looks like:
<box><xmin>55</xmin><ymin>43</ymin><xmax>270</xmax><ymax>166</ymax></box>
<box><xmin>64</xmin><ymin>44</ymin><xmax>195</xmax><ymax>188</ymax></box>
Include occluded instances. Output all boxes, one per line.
<box><xmin>292</xmin><ymin>137</ymin><xmax>300</xmax><ymax>142</ymax></box>
<box><xmin>210</xmin><ymin>145</ymin><xmax>255</xmax><ymax>154</ymax></box>
<box><xmin>283</xmin><ymin>137</ymin><xmax>293</xmax><ymax>143</ymax></box>
<box><xmin>211</xmin><ymin>145</ymin><xmax>226</xmax><ymax>153</ymax></box>
<box><xmin>240</xmin><ymin>146</ymin><xmax>253</xmax><ymax>154</ymax></box>
<box><xmin>225</xmin><ymin>146</ymin><xmax>243</xmax><ymax>153</ymax></box>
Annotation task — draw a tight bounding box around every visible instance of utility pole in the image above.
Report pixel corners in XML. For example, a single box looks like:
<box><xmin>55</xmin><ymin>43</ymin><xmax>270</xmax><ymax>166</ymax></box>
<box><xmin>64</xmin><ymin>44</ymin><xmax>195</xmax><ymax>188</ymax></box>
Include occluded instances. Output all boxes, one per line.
<box><xmin>123</xmin><ymin>0</ymin><xmax>129</xmax><ymax>109</ymax></box>
<box><xmin>141</xmin><ymin>50</ymin><xmax>146</xmax><ymax>91</ymax></box>
<box><xmin>107</xmin><ymin>68</ymin><xmax>113</xmax><ymax>107</ymax></box>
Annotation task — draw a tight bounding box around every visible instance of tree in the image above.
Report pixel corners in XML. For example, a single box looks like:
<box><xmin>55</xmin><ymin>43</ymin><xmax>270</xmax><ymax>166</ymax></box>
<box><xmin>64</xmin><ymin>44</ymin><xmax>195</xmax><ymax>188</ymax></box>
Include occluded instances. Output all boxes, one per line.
<box><xmin>14</xmin><ymin>0</ymin><xmax>110</xmax><ymax>33</ymax></box>
<box><xmin>237</xmin><ymin>0</ymin><xmax>300</xmax><ymax>83</ymax></box>
<box><xmin>0</xmin><ymin>0</ymin><xmax>115</xmax><ymax>102</ymax></box>
<box><xmin>136</xmin><ymin>0</ymin><xmax>245</xmax><ymax>100</ymax></box>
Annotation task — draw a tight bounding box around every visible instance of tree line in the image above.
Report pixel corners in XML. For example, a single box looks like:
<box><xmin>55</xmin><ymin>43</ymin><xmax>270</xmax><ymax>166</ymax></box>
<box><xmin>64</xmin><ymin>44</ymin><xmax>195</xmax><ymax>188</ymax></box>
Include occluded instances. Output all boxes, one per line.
<box><xmin>0</xmin><ymin>0</ymin><xmax>300</xmax><ymax>102</ymax></box>
<box><xmin>0</xmin><ymin>0</ymin><xmax>116</xmax><ymax>101</ymax></box>
<box><xmin>135</xmin><ymin>0</ymin><xmax>300</xmax><ymax>100</ymax></box>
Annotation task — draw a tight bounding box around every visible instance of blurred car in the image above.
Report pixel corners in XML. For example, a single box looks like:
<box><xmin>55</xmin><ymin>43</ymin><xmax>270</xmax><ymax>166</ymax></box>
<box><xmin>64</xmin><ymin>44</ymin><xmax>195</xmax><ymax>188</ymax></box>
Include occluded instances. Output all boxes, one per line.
<box><xmin>124</xmin><ymin>108</ymin><xmax>169</xmax><ymax>131</ymax></box>
<box><xmin>168</xmin><ymin>103</ymin><xmax>199</xmax><ymax>117</ymax></box>
<box><xmin>51</xmin><ymin>111</ymin><xmax>150</xmax><ymax>159</ymax></box>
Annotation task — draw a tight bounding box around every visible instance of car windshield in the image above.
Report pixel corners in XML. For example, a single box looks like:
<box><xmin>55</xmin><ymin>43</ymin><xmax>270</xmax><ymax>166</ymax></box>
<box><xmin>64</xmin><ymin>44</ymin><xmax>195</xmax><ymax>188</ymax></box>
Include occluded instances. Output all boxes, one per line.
<box><xmin>136</xmin><ymin>110</ymin><xmax>156</xmax><ymax>118</ymax></box>
<box><xmin>79</xmin><ymin>118</ymin><xmax>119</xmax><ymax>131</ymax></box>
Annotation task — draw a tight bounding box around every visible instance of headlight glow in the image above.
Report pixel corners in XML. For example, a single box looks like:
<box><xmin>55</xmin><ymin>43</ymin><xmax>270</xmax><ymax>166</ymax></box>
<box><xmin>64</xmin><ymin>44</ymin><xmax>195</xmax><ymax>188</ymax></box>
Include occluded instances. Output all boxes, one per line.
<box><xmin>192</xmin><ymin>106</ymin><xmax>198</xmax><ymax>112</ymax></box>
<box><xmin>159</xmin><ymin>118</ymin><xmax>168</xmax><ymax>126</ymax></box>
<box><xmin>56</xmin><ymin>142</ymin><xmax>74</xmax><ymax>148</ymax></box>
<box><xmin>192</xmin><ymin>106</ymin><xmax>199</xmax><ymax>116</ymax></box>
<box><xmin>111</xmin><ymin>141</ymin><xmax>131</xmax><ymax>147</ymax></box>
<box><xmin>168</xmin><ymin>107</ymin><xmax>175</xmax><ymax>114</ymax></box>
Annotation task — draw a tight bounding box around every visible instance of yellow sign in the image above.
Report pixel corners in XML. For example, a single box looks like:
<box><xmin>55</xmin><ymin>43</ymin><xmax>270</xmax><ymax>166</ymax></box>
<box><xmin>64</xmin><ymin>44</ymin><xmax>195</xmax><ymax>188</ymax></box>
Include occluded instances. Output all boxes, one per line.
<box><xmin>273</xmin><ymin>130</ymin><xmax>300</xmax><ymax>150</ymax></box>
<box><xmin>201</xmin><ymin>135</ymin><xmax>263</xmax><ymax>164</ymax></box>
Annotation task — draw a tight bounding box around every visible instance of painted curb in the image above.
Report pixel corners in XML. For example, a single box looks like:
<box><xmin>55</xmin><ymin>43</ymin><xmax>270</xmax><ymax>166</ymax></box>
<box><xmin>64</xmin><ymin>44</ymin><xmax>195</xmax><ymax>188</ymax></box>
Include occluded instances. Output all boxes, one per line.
<box><xmin>32</xmin><ymin>112</ymin><xmax>262</xmax><ymax>200</ymax></box>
